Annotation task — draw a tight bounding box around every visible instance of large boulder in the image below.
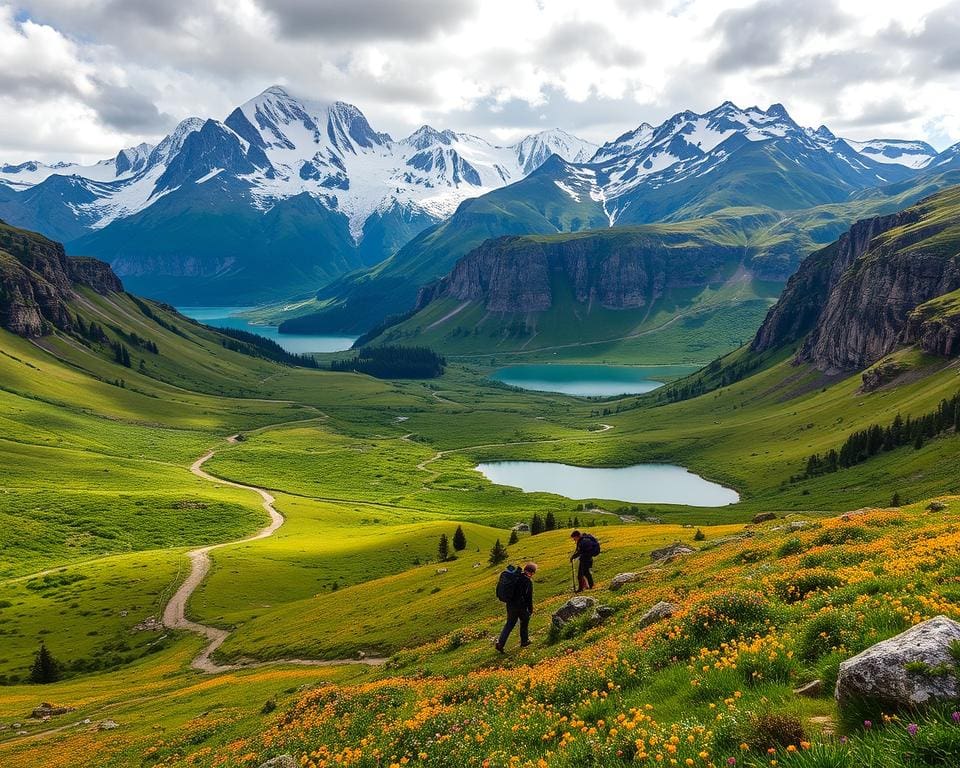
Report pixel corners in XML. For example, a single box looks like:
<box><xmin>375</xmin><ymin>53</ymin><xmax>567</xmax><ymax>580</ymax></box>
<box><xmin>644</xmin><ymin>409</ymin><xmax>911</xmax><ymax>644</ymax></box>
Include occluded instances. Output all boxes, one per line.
<box><xmin>551</xmin><ymin>596</ymin><xmax>596</xmax><ymax>628</ymax></box>
<box><xmin>649</xmin><ymin>543</ymin><xmax>695</xmax><ymax>562</ymax></box>
<box><xmin>751</xmin><ymin>512</ymin><xmax>777</xmax><ymax>524</ymax></box>
<box><xmin>836</xmin><ymin>616</ymin><xmax>960</xmax><ymax>707</ymax></box>
<box><xmin>639</xmin><ymin>601</ymin><xmax>677</xmax><ymax>628</ymax></box>
<box><xmin>609</xmin><ymin>573</ymin><xmax>641</xmax><ymax>591</ymax></box>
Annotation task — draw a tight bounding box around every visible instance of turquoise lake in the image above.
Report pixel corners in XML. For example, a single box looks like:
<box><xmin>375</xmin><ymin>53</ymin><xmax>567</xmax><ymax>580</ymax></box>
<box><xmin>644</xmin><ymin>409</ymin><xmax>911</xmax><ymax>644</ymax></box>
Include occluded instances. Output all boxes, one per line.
<box><xmin>475</xmin><ymin>461</ymin><xmax>739</xmax><ymax>507</ymax></box>
<box><xmin>490</xmin><ymin>364</ymin><xmax>700</xmax><ymax>397</ymax></box>
<box><xmin>177</xmin><ymin>307</ymin><xmax>356</xmax><ymax>354</ymax></box>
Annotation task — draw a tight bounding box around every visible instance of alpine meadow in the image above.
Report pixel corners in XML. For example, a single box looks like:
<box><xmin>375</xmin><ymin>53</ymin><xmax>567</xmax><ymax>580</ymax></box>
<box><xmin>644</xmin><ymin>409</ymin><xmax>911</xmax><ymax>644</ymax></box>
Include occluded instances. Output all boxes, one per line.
<box><xmin>5</xmin><ymin>3</ymin><xmax>960</xmax><ymax>768</ymax></box>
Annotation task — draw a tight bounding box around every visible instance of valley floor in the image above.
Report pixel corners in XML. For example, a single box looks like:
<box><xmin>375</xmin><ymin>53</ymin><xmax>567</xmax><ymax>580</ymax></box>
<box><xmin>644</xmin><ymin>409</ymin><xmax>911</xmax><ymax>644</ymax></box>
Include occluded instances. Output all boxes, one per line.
<box><xmin>2</xmin><ymin>320</ymin><xmax>960</xmax><ymax>767</ymax></box>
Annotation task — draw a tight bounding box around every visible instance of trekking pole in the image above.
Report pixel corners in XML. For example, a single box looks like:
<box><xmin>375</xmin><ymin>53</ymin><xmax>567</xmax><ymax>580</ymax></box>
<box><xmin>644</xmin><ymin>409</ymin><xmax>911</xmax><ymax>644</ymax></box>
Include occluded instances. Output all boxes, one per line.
<box><xmin>571</xmin><ymin>560</ymin><xmax>577</xmax><ymax>593</ymax></box>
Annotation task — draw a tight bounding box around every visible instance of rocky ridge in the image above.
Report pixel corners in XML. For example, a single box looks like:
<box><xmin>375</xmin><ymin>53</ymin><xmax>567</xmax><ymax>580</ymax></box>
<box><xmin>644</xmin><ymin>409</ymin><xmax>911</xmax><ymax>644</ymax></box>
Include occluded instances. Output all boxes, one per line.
<box><xmin>752</xmin><ymin>187</ymin><xmax>960</xmax><ymax>371</ymax></box>
<box><xmin>0</xmin><ymin>220</ymin><xmax>122</xmax><ymax>337</ymax></box>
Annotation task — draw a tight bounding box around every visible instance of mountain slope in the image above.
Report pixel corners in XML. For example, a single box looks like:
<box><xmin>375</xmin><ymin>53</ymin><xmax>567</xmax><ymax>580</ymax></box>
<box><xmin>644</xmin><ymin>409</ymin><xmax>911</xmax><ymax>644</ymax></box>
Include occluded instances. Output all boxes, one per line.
<box><xmin>359</xmin><ymin>217</ymin><xmax>785</xmax><ymax>363</ymax></box>
<box><xmin>288</xmin><ymin>103</ymin><xmax>960</xmax><ymax>335</ymax></box>
<box><xmin>753</xmin><ymin>185</ymin><xmax>960</xmax><ymax>372</ymax></box>
<box><xmin>0</xmin><ymin>87</ymin><xmax>596</xmax><ymax>303</ymax></box>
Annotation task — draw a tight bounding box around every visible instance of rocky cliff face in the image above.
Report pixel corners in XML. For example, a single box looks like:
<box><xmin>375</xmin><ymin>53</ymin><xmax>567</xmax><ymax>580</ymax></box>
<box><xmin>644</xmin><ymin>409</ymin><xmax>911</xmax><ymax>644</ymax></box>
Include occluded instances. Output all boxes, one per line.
<box><xmin>0</xmin><ymin>220</ymin><xmax>122</xmax><ymax>338</ymax></box>
<box><xmin>901</xmin><ymin>290</ymin><xmax>960</xmax><ymax>358</ymax></box>
<box><xmin>751</xmin><ymin>188</ymin><xmax>960</xmax><ymax>372</ymax></box>
<box><xmin>751</xmin><ymin>210</ymin><xmax>917</xmax><ymax>353</ymax></box>
<box><xmin>435</xmin><ymin>232</ymin><xmax>745</xmax><ymax>313</ymax></box>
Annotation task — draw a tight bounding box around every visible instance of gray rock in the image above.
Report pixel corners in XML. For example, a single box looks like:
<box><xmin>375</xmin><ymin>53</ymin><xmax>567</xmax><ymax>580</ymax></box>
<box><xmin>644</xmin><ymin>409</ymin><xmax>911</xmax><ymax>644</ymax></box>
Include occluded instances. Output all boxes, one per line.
<box><xmin>927</xmin><ymin>501</ymin><xmax>948</xmax><ymax>512</ymax></box>
<box><xmin>609</xmin><ymin>572</ymin><xmax>641</xmax><ymax>591</ymax></box>
<box><xmin>751</xmin><ymin>512</ymin><xmax>777</xmax><ymax>524</ymax></box>
<box><xmin>649</xmin><ymin>543</ymin><xmax>696</xmax><ymax>562</ymax></box>
<box><xmin>31</xmin><ymin>703</ymin><xmax>74</xmax><ymax>719</ymax></box>
<box><xmin>836</xmin><ymin>616</ymin><xmax>960</xmax><ymax>707</ymax></box>
<box><xmin>639</xmin><ymin>601</ymin><xmax>677</xmax><ymax>628</ymax></box>
<box><xmin>794</xmin><ymin>679</ymin><xmax>823</xmax><ymax>698</ymax></box>
<box><xmin>98</xmin><ymin>720</ymin><xmax>119</xmax><ymax>731</ymax></box>
<box><xmin>258</xmin><ymin>756</ymin><xmax>296</xmax><ymax>768</ymax></box>
<box><xmin>551</xmin><ymin>596</ymin><xmax>596</xmax><ymax>628</ymax></box>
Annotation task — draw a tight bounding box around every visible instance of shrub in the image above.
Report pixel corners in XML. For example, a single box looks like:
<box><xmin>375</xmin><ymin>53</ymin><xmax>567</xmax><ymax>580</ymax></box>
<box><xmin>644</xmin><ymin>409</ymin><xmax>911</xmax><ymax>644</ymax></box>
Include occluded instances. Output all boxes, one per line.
<box><xmin>798</xmin><ymin>610</ymin><xmax>855</xmax><ymax>661</ymax></box>
<box><xmin>745</xmin><ymin>712</ymin><xmax>806</xmax><ymax>751</ymax></box>
<box><xmin>775</xmin><ymin>569</ymin><xmax>843</xmax><ymax>603</ymax></box>
<box><xmin>776</xmin><ymin>537</ymin><xmax>804</xmax><ymax>558</ymax></box>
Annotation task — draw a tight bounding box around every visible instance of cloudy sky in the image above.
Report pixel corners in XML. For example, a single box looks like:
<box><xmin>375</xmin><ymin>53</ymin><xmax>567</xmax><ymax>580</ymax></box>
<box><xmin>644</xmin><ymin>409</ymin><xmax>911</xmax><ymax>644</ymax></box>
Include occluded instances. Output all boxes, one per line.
<box><xmin>2</xmin><ymin>0</ymin><xmax>960</xmax><ymax>163</ymax></box>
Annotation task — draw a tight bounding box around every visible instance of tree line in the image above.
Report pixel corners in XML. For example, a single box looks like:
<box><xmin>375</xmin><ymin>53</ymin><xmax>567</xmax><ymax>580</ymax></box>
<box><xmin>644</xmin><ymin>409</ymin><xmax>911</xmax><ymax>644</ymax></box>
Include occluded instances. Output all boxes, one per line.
<box><xmin>215</xmin><ymin>326</ymin><xmax>319</xmax><ymax>368</ymax></box>
<box><xmin>800</xmin><ymin>393</ymin><xmax>960</xmax><ymax>479</ymax></box>
<box><xmin>331</xmin><ymin>345</ymin><xmax>445</xmax><ymax>379</ymax></box>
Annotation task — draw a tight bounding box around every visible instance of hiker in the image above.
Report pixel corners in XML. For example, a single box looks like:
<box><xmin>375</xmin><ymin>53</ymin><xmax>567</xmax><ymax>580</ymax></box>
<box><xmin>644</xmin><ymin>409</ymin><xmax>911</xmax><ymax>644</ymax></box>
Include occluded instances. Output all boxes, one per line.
<box><xmin>570</xmin><ymin>530</ymin><xmax>600</xmax><ymax>592</ymax></box>
<box><xmin>495</xmin><ymin>562</ymin><xmax>537</xmax><ymax>652</ymax></box>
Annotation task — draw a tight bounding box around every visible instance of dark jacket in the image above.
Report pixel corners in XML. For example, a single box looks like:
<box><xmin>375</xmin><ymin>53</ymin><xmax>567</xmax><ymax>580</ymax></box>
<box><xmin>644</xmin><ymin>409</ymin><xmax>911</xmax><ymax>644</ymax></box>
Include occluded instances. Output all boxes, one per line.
<box><xmin>509</xmin><ymin>573</ymin><xmax>534</xmax><ymax>613</ymax></box>
<box><xmin>571</xmin><ymin>536</ymin><xmax>594</xmax><ymax>562</ymax></box>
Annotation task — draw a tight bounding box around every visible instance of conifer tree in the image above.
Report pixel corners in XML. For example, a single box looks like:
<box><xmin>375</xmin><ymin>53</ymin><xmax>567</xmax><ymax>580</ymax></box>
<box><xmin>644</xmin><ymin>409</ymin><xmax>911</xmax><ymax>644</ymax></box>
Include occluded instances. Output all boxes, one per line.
<box><xmin>437</xmin><ymin>533</ymin><xmax>450</xmax><ymax>562</ymax></box>
<box><xmin>508</xmin><ymin>529</ymin><xmax>519</xmax><ymax>545</ymax></box>
<box><xmin>544</xmin><ymin>511</ymin><xmax>556</xmax><ymax>531</ymax></box>
<box><xmin>530</xmin><ymin>513</ymin><xmax>544</xmax><ymax>536</ymax></box>
<box><xmin>452</xmin><ymin>525</ymin><xmax>467</xmax><ymax>551</ymax></box>
<box><xmin>29</xmin><ymin>642</ymin><xmax>61</xmax><ymax>684</ymax></box>
<box><xmin>489</xmin><ymin>539</ymin><xmax>508</xmax><ymax>565</ymax></box>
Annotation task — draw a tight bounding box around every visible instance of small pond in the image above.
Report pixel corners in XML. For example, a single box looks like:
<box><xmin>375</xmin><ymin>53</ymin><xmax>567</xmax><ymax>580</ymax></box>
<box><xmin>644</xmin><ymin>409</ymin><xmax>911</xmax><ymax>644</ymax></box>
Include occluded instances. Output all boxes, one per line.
<box><xmin>177</xmin><ymin>307</ymin><xmax>356</xmax><ymax>354</ymax></box>
<box><xmin>475</xmin><ymin>461</ymin><xmax>739</xmax><ymax>507</ymax></box>
<box><xmin>490</xmin><ymin>364</ymin><xmax>699</xmax><ymax>397</ymax></box>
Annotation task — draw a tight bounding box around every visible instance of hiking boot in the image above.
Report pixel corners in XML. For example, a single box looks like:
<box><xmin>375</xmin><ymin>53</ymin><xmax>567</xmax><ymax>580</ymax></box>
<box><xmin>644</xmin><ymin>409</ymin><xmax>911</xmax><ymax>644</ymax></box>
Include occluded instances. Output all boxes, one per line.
<box><xmin>520</xmin><ymin>642</ymin><xmax>532</xmax><ymax>648</ymax></box>
<box><xmin>494</xmin><ymin>642</ymin><xmax>505</xmax><ymax>654</ymax></box>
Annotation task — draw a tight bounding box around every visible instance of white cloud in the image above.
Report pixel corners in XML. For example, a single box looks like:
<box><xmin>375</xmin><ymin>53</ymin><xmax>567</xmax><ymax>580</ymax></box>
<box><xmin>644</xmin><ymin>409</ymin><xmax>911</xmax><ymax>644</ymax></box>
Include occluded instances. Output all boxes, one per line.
<box><xmin>2</xmin><ymin>0</ymin><xmax>960</xmax><ymax>163</ymax></box>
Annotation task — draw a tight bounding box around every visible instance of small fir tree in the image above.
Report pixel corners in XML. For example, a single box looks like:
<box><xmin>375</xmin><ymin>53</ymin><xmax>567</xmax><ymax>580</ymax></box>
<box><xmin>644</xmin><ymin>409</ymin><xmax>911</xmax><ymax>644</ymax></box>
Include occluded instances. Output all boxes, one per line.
<box><xmin>452</xmin><ymin>525</ymin><xmax>467</xmax><ymax>551</ymax></box>
<box><xmin>530</xmin><ymin>513</ymin><xmax>544</xmax><ymax>536</ymax></box>
<box><xmin>544</xmin><ymin>511</ymin><xmax>556</xmax><ymax>531</ymax></box>
<box><xmin>508</xmin><ymin>529</ymin><xmax>519</xmax><ymax>545</ymax></box>
<box><xmin>29</xmin><ymin>642</ymin><xmax>61</xmax><ymax>684</ymax></box>
<box><xmin>693</xmin><ymin>528</ymin><xmax>706</xmax><ymax>541</ymax></box>
<box><xmin>437</xmin><ymin>533</ymin><xmax>450</xmax><ymax>562</ymax></box>
<box><xmin>890</xmin><ymin>492</ymin><xmax>902</xmax><ymax>507</ymax></box>
<box><xmin>489</xmin><ymin>539</ymin><xmax>508</xmax><ymax>565</ymax></box>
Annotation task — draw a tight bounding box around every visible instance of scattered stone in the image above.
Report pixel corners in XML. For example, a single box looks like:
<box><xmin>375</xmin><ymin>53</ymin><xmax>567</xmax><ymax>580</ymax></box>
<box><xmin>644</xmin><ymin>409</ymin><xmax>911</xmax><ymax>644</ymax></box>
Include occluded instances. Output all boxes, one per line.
<box><xmin>751</xmin><ymin>512</ymin><xmax>777</xmax><ymax>524</ymax></box>
<box><xmin>132</xmin><ymin>616</ymin><xmax>163</xmax><ymax>632</ymax></box>
<box><xmin>595</xmin><ymin>605</ymin><xmax>615</xmax><ymax>619</ymax></box>
<box><xmin>551</xmin><ymin>596</ymin><xmax>597</xmax><ymax>628</ymax></box>
<box><xmin>435</xmin><ymin>568</ymin><xmax>447</xmax><ymax>575</ymax></box>
<box><xmin>927</xmin><ymin>501</ymin><xmax>948</xmax><ymax>512</ymax></box>
<box><xmin>649</xmin><ymin>543</ymin><xmax>696</xmax><ymax>562</ymax></box>
<box><xmin>644</xmin><ymin>516</ymin><xmax>662</xmax><ymax>524</ymax></box>
<box><xmin>258</xmin><ymin>756</ymin><xmax>296</xmax><ymax>768</ymax></box>
<box><xmin>638</xmin><ymin>601</ymin><xmax>677</xmax><ymax>628</ymax></box>
<box><xmin>840</xmin><ymin>508</ymin><xmax>872</xmax><ymax>521</ymax></box>
<box><xmin>12</xmin><ymin>723</ymin><xmax>22</xmax><ymax>729</ymax></box>
<box><xmin>30</xmin><ymin>703</ymin><xmax>74</xmax><ymax>719</ymax></box>
<box><xmin>472</xmin><ymin>563</ymin><xmax>482</xmax><ymax>568</ymax></box>
<box><xmin>609</xmin><ymin>573</ymin><xmax>641</xmax><ymax>591</ymax></box>
<box><xmin>793</xmin><ymin>679</ymin><xmax>823</xmax><ymax>698</ymax></box>
<box><xmin>836</xmin><ymin>615</ymin><xmax>960</xmax><ymax>707</ymax></box>
<box><xmin>16</xmin><ymin>730</ymin><xmax>28</xmax><ymax>736</ymax></box>
<box><xmin>511</xmin><ymin>523</ymin><xmax>530</xmax><ymax>532</ymax></box>
<box><xmin>98</xmin><ymin>720</ymin><xmax>119</xmax><ymax>731</ymax></box>
<box><xmin>356</xmin><ymin>651</ymin><xmax>366</xmax><ymax>661</ymax></box>
<box><xmin>119</xmin><ymin>610</ymin><xmax>128</xmax><ymax>617</ymax></box>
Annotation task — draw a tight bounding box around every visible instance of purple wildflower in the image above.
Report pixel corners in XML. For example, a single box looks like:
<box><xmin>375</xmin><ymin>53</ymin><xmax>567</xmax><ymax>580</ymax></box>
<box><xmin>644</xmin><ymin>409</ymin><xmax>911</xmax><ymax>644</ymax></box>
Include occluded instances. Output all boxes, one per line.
<box><xmin>907</xmin><ymin>723</ymin><xmax>918</xmax><ymax>737</ymax></box>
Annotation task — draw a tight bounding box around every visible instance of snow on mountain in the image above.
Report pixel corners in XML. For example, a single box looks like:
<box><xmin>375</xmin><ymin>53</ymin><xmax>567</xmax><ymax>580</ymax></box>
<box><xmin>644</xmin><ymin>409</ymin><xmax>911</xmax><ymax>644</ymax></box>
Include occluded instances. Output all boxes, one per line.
<box><xmin>845</xmin><ymin>138</ymin><xmax>937</xmax><ymax>170</ymax></box>
<box><xmin>513</xmin><ymin>129</ymin><xmax>598</xmax><ymax>174</ymax></box>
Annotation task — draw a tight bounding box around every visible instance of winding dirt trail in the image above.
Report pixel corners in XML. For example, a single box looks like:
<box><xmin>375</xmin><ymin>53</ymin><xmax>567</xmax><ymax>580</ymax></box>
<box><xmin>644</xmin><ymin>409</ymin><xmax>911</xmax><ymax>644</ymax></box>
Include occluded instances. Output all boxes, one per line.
<box><xmin>162</xmin><ymin>435</ymin><xmax>387</xmax><ymax>673</ymax></box>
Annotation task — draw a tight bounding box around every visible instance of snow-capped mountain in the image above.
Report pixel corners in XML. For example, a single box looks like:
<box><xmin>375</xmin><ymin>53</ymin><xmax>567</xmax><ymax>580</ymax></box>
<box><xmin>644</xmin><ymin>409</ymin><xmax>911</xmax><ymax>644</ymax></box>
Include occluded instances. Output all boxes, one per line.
<box><xmin>2</xmin><ymin>89</ymin><xmax>958</xmax><ymax>306</ymax></box>
<box><xmin>845</xmin><ymin>138</ymin><xmax>937</xmax><ymax>170</ymax></box>
<box><xmin>298</xmin><ymin>100</ymin><xmax>960</xmax><ymax>333</ymax></box>
<box><xmin>0</xmin><ymin>86</ymin><xmax>595</xmax><ymax>244</ymax></box>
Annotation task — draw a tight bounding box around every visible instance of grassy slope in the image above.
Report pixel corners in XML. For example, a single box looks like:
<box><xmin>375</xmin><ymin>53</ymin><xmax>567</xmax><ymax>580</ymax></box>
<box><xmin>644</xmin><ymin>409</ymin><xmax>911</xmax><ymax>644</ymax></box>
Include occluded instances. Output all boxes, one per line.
<box><xmin>1</xmin><ymin>238</ymin><xmax>960</xmax><ymax>767</ymax></box>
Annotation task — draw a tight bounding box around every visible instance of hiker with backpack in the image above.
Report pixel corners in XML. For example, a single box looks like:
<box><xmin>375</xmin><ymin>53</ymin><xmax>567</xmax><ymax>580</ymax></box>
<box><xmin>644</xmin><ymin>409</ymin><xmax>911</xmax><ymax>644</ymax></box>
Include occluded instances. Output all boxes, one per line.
<box><xmin>570</xmin><ymin>530</ymin><xmax>600</xmax><ymax>592</ymax></box>
<box><xmin>494</xmin><ymin>562</ymin><xmax>537</xmax><ymax>653</ymax></box>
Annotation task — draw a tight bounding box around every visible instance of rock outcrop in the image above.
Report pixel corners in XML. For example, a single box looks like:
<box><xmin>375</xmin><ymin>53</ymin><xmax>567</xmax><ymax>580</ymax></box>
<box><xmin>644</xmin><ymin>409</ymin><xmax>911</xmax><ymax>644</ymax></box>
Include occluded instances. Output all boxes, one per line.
<box><xmin>835</xmin><ymin>615</ymin><xmax>960</xmax><ymax>707</ymax></box>
<box><xmin>638</xmin><ymin>601</ymin><xmax>677</xmax><ymax>628</ymax></box>
<box><xmin>649</xmin><ymin>543</ymin><xmax>696</xmax><ymax>562</ymax></box>
<box><xmin>0</xmin><ymin>220</ymin><xmax>121</xmax><ymax>338</ymax></box>
<box><xmin>752</xmin><ymin>187</ymin><xmax>960</xmax><ymax>371</ymax></box>
<box><xmin>609</xmin><ymin>572</ymin><xmax>642</xmax><ymax>591</ymax></box>
<box><xmin>551</xmin><ymin>596</ymin><xmax>596</xmax><ymax>628</ymax></box>
<box><xmin>430</xmin><ymin>231</ymin><xmax>745</xmax><ymax>314</ymax></box>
